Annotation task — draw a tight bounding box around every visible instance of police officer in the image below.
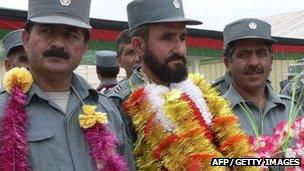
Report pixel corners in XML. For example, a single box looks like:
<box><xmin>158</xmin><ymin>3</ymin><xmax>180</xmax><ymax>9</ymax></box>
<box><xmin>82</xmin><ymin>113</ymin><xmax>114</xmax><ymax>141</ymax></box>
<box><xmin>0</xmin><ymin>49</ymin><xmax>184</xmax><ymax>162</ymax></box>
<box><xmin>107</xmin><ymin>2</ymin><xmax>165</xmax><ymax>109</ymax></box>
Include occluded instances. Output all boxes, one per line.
<box><xmin>0</xmin><ymin>0</ymin><xmax>135</xmax><ymax>170</ymax></box>
<box><xmin>106</xmin><ymin>0</ymin><xmax>201</xmax><ymax>143</ymax></box>
<box><xmin>2</xmin><ymin>29</ymin><xmax>28</xmax><ymax>71</ymax></box>
<box><xmin>222</xmin><ymin>18</ymin><xmax>297</xmax><ymax>136</ymax></box>
<box><xmin>116</xmin><ymin>29</ymin><xmax>141</xmax><ymax>79</ymax></box>
<box><xmin>95</xmin><ymin>50</ymin><xmax>119</xmax><ymax>92</ymax></box>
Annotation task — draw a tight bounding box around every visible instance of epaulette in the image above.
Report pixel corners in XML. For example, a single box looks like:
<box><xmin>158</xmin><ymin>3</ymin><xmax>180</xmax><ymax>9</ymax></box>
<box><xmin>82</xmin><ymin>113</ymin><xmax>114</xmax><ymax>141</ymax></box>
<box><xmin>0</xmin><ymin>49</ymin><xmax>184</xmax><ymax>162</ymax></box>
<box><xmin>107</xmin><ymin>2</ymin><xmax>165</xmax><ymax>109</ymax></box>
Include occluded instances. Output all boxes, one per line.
<box><xmin>105</xmin><ymin>79</ymin><xmax>132</xmax><ymax>101</ymax></box>
<box><xmin>278</xmin><ymin>94</ymin><xmax>292</xmax><ymax>101</ymax></box>
<box><xmin>210</xmin><ymin>76</ymin><xmax>225</xmax><ymax>86</ymax></box>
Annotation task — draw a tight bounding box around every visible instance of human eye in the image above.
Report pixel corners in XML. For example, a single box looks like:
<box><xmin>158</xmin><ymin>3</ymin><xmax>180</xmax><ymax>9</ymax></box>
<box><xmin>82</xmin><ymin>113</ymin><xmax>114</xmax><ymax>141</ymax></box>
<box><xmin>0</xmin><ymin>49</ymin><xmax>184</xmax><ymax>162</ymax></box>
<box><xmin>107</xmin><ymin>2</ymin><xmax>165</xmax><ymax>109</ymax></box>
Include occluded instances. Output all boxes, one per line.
<box><xmin>40</xmin><ymin>25</ymin><xmax>52</xmax><ymax>35</ymax></box>
<box><xmin>180</xmin><ymin>32</ymin><xmax>187</xmax><ymax>42</ymax></box>
<box><xmin>67</xmin><ymin>31</ymin><xmax>79</xmax><ymax>39</ymax></box>
<box><xmin>161</xmin><ymin>33</ymin><xmax>173</xmax><ymax>41</ymax></box>
<box><xmin>257</xmin><ymin>50</ymin><xmax>268</xmax><ymax>58</ymax></box>
<box><xmin>236</xmin><ymin>52</ymin><xmax>248</xmax><ymax>59</ymax></box>
<box><xmin>65</xmin><ymin>28</ymin><xmax>82</xmax><ymax>41</ymax></box>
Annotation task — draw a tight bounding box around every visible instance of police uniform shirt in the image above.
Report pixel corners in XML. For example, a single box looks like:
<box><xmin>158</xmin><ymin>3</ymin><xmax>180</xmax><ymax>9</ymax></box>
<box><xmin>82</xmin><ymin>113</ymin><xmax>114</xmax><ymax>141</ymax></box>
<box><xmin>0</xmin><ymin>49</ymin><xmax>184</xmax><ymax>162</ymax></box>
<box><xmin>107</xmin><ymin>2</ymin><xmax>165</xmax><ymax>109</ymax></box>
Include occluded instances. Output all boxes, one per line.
<box><xmin>211</xmin><ymin>71</ymin><xmax>232</xmax><ymax>95</ymax></box>
<box><xmin>223</xmin><ymin>84</ymin><xmax>294</xmax><ymax>136</ymax></box>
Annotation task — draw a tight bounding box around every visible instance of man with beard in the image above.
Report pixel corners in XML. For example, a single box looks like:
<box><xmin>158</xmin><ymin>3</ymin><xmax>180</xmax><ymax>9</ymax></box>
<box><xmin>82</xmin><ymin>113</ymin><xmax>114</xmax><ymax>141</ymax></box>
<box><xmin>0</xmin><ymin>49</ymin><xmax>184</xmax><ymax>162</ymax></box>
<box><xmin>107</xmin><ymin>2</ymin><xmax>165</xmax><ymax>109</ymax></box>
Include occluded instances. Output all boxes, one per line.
<box><xmin>108</xmin><ymin>1</ymin><xmax>256</xmax><ymax>170</ymax></box>
<box><xmin>222</xmin><ymin>18</ymin><xmax>295</xmax><ymax>136</ymax></box>
<box><xmin>106</xmin><ymin>0</ymin><xmax>201</xmax><ymax>143</ymax></box>
<box><xmin>0</xmin><ymin>0</ymin><xmax>135</xmax><ymax>170</ymax></box>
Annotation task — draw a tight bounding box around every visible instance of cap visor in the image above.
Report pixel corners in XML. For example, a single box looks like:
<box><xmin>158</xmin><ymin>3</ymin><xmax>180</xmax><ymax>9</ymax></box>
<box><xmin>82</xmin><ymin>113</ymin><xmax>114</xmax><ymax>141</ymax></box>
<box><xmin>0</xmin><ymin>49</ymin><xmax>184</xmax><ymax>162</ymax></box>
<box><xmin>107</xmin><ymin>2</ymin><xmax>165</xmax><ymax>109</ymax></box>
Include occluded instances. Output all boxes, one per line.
<box><xmin>230</xmin><ymin>36</ymin><xmax>277</xmax><ymax>45</ymax></box>
<box><xmin>30</xmin><ymin>15</ymin><xmax>91</xmax><ymax>29</ymax></box>
<box><xmin>149</xmin><ymin>17</ymin><xmax>202</xmax><ymax>25</ymax></box>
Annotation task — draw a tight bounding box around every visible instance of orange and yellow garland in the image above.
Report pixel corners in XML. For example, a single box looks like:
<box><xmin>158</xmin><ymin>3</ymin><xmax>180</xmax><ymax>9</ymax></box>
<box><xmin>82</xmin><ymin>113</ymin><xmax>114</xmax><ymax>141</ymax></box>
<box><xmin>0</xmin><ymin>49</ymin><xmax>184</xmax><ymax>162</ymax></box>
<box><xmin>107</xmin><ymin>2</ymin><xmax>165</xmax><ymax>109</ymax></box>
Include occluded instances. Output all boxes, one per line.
<box><xmin>124</xmin><ymin>73</ymin><xmax>258</xmax><ymax>171</ymax></box>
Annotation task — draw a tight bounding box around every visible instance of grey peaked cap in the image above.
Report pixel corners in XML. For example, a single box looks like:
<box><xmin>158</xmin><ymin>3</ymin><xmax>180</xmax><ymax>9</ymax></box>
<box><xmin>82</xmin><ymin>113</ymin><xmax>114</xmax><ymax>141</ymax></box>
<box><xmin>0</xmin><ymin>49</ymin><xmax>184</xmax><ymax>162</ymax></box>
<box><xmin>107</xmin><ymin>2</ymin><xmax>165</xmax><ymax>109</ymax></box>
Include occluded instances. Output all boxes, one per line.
<box><xmin>27</xmin><ymin>0</ymin><xmax>91</xmax><ymax>29</ymax></box>
<box><xmin>2</xmin><ymin>29</ymin><xmax>24</xmax><ymax>58</ymax></box>
<box><xmin>127</xmin><ymin>0</ymin><xmax>202</xmax><ymax>31</ymax></box>
<box><xmin>223</xmin><ymin>18</ymin><xmax>277</xmax><ymax>48</ymax></box>
<box><xmin>94</xmin><ymin>51</ymin><xmax>118</xmax><ymax>68</ymax></box>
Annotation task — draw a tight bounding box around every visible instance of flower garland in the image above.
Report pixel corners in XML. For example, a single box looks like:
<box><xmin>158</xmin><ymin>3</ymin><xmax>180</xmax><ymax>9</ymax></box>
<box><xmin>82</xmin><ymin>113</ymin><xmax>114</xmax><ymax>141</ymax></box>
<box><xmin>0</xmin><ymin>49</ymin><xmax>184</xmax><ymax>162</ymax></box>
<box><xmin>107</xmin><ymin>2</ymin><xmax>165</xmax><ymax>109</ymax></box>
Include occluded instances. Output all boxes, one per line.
<box><xmin>124</xmin><ymin>73</ymin><xmax>258</xmax><ymax>170</ymax></box>
<box><xmin>76</xmin><ymin>98</ymin><xmax>127</xmax><ymax>171</ymax></box>
<box><xmin>0</xmin><ymin>67</ymin><xmax>32</xmax><ymax>170</ymax></box>
<box><xmin>0</xmin><ymin>67</ymin><xmax>127</xmax><ymax>171</ymax></box>
<box><xmin>250</xmin><ymin>116</ymin><xmax>304</xmax><ymax>170</ymax></box>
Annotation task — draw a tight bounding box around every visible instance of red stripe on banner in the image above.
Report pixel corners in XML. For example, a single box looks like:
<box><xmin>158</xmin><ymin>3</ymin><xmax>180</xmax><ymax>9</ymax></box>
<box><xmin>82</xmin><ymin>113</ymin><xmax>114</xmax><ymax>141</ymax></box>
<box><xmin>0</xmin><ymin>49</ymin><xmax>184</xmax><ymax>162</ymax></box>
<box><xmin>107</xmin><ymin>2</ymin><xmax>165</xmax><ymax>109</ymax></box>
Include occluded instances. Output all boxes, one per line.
<box><xmin>1</xmin><ymin>18</ymin><xmax>304</xmax><ymax>53</ymax></box>
<box><xmin>90</xmin><ymin>29</ymin><xmax>119</xmax><ymax>41</ymax></box>
<box><xmin>273</xmin><ymin>44</ymin><xmax>304</xmax><ymax>53</ymax></box>
<box><xmin>187</xmin><ymin>37</ymin><xmax>223</xmax><ymax>49</ymax></box>
<box><xmin>0</xmin><ymin>18</ymin><xmax>24</xmax><ymax>30</ymax></box>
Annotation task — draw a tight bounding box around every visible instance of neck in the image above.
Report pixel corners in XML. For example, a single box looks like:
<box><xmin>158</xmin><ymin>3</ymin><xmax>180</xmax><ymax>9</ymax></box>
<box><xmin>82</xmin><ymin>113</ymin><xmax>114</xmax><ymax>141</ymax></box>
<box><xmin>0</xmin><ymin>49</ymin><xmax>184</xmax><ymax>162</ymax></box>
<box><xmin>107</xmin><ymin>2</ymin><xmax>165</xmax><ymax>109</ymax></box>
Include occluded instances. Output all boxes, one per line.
<box><xmin>233</xmin><ymin>84</ymin><xmax>267</xmax><ymax>110</ymax></box>
<box><xmin>30</xmin><ymin>69</ymin><xmax>72</xmax><ymax>92</ymax></box>
<box><xmin>142</xmin><ymin>64</ymin><xmax>170</xmax><ymax>86</ymax></box>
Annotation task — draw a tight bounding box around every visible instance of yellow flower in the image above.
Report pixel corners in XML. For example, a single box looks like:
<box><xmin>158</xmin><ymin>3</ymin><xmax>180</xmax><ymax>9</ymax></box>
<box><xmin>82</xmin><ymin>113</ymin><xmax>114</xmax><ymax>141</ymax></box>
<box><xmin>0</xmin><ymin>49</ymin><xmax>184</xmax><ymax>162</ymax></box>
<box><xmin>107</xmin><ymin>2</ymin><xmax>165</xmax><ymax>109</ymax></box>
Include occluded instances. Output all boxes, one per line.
<box><xmin>165</xmin><ymin>89</ymin><xmax>182</xmax><ymax>102</ymax></box>
<box><xmin>79</xmin><ymin>105</ymin><xmax>108</xmax><ymax>129</ymax></box>
<box><xmin>4</xmin><ymin>67</ymin><xmax>33</xmax><ymax>94</ymax></box>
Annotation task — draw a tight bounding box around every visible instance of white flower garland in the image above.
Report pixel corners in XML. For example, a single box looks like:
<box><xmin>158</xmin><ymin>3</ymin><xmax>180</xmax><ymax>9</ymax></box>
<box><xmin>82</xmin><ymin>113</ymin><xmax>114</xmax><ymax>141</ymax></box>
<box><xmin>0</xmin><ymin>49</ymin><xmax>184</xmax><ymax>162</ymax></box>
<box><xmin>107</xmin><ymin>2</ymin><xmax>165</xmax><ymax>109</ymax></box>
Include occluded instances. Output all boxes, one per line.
<box><xmin>142</xmin><ymin>78</ymin><xmax>213</xmax><ymax>132</ymax></box>
<box><xmin>145</xmin><ymin>84</ymin><xmax>176</xmax><ymax>131</ymax></box>
<box><xmin>170</xmin><ymin>79</ymin><xmax>212</xmax><ymax>125</ymax></box>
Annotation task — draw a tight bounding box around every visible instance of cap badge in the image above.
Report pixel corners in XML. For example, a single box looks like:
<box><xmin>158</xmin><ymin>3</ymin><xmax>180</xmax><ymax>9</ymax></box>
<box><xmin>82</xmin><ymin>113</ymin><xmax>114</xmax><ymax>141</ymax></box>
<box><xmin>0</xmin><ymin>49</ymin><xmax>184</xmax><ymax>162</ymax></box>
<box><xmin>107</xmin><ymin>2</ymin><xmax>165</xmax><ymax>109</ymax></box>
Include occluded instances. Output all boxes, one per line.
<box><xmin>60</xmin><ymin>0</ymin><xmax>71</xmax><ymax>6</ymax></box>
<box><xmin>173</xmin><ymin>0</ymin><xmax>181</xmax><ymax>9</ymax></box>
<box><xmin>248</xmin><ymin>22</ymin><xmax>257</xmax><ymax>30</ymax></box>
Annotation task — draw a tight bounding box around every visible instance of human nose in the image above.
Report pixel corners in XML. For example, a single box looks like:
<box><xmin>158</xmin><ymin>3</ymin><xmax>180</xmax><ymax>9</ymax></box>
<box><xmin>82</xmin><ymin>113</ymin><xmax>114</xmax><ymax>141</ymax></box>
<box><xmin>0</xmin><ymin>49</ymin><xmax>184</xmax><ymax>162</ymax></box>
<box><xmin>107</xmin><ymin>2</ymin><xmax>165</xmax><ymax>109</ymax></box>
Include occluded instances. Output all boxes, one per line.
<box><xmin>172</xmin><ymin>39</ymin><xmax>186</xmax><ymax>56</ymax></box>
<box><xmin>50</xmin><ymin>32</ymin><xmax>66</xmax><ymax>48</ymax></box>
<box><xmin>247</xmin><ymin>53</ymin><xmax>259</xmax><ymax>66</ymax></box>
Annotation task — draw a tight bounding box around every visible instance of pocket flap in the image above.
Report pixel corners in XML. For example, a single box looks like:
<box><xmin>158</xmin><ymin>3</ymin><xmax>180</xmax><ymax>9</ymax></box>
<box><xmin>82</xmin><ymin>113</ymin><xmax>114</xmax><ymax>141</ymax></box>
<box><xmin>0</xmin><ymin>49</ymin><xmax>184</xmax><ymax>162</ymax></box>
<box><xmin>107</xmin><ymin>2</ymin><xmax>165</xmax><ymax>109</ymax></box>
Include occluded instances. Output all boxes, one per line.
<box><xmin>29</xmin><ymin>128</ymin><xmax>55</xmax><ymax>142</ymax></box>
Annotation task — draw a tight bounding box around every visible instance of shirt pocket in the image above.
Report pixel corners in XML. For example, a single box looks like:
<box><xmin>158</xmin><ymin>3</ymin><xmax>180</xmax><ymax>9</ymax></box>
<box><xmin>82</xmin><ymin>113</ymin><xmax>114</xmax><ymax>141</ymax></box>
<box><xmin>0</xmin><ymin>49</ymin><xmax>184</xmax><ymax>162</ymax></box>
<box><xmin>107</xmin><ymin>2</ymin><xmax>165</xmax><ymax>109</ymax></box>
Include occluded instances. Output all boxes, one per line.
<box><xmin>28</xmin><ymin>128</ymin><xmax>60</xmax><ymax>171</ymax></box>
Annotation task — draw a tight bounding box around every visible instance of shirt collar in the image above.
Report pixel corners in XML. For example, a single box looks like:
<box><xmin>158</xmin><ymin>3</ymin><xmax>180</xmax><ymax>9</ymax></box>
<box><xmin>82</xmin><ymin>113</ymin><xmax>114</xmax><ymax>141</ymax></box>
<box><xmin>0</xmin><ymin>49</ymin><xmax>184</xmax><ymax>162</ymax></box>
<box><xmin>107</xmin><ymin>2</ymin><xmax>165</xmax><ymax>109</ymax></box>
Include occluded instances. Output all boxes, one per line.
<box><xmin>25</xmin><ymin>73</ymin><xmax>98</xmax><ymax>105</ymax></box>
<box><xmin>223</xmin><ymin>83</ymin><xmax>286</xmax><ymax>108</ymax></box>
<box><xmin>99</xmin><ymin>78</ymin><xmax>118</xmax><ymax>86</ymax></box>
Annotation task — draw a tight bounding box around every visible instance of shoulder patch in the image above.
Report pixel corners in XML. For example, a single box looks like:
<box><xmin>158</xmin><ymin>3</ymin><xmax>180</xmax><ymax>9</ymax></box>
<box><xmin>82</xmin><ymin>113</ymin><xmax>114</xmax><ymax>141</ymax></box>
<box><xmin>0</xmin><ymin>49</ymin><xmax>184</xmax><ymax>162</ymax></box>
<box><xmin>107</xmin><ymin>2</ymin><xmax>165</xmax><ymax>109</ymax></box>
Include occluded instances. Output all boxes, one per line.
<box><xmin>211</xmin><ymin>76</ymin><xmax>225</xmax><ymax>86</ymax></box>
<box><xmin>105</xmin><ymin>79</ymin><xmax>132</xmax><ymax>100</ymax></box>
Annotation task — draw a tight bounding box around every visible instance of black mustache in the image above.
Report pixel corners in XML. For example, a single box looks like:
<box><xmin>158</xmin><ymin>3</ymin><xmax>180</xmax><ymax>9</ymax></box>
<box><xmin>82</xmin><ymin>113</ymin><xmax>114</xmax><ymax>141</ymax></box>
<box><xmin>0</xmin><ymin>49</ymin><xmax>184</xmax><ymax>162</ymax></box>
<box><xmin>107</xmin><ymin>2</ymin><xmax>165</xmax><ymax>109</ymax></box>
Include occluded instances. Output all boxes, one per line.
<box><xmin>243</xmin><ymin>66</ymin><xmax>264</xmax><ymax>75</ymax></box>
<box><xmin>165</xmin><ymin>54</ymin><xmax>186</xmax><ymax>64</ymax></box>
<box><xmin>43</xmin><ymin>49</ymin><xmax>69</xmax><ymax>59</ymax></box>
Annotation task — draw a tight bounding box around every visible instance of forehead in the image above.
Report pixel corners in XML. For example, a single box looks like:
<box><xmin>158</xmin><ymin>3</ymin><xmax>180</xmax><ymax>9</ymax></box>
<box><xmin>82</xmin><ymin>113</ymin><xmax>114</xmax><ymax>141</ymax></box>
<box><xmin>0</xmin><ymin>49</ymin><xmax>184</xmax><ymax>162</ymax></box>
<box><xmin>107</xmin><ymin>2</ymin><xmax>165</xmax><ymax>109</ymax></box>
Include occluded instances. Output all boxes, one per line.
<box><xmin>33</xmin><ymin>23</ymin><xmax>83</xmax><ymax>31</ymax></box>
<box><xmin>234</xmin><ymin>39</ymin><xmax>270</xmax><ymax>50</ymax></box>
<box><xmin>149</xmin><ymin>22</ymin><xmax>187</xmax><ymax>34</ymax></box>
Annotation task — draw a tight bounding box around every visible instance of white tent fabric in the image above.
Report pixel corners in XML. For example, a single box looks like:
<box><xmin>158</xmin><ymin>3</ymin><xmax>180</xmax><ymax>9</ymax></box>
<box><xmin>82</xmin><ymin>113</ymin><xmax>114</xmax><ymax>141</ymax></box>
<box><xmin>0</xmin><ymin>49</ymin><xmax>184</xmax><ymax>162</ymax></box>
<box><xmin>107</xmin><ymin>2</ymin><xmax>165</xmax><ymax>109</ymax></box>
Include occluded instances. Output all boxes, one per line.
<box><xmin>261</xmin><ymin>10</ymin><xmax>304</xmax><ymax>39</ymax></box>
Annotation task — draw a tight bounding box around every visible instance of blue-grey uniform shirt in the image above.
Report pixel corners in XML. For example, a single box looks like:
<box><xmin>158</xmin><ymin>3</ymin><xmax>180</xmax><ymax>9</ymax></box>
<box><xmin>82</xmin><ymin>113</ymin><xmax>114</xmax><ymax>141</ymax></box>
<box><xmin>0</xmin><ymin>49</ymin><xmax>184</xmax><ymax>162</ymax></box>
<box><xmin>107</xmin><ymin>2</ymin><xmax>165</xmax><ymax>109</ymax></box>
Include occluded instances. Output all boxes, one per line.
<box><xmin>0</xmin><ymin>73</ymin><xmax>135</xmax><ymax>171</ymax></box>
<box><xmin>211</xmin><ymin>71</ymin><xmax>232</xmax><ymax>95</ymax></box>
<box><xmin>223</xmin><ymin>84</ymin><xmax>294</xmax><ymax>136</ymax></box>
<box><xmin>106</xmin><ymin>68</ymin><xmax>146</xmax><ymax>144</ymax></box>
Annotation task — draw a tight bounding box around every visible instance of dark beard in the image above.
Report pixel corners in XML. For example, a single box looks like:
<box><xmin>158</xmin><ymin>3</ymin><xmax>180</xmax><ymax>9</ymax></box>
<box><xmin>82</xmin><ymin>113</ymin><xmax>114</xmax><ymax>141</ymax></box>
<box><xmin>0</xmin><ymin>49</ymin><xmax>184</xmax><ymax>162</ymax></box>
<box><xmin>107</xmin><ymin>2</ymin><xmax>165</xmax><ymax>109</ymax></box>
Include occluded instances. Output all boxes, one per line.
<box><xmin>143</xmin><ymin>49</ymin><xmax>188</xmax><ymax>83</ymax></box>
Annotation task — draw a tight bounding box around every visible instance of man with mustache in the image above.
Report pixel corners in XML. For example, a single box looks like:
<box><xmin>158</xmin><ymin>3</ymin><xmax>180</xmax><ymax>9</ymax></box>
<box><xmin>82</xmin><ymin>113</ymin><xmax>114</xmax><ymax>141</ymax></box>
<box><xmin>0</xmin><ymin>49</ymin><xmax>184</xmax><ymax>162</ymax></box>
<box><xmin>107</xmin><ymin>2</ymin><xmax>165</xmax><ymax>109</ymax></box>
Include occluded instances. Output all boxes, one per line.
<box><xmin>112</xmin><ymin>1</ymin><xmax>260</xmax><ymax>169</ymax></box>
<box><xmin>222</xmin><ymin>18</ymin><xmax>294</xmax><ymax>136</ymax></box>
<box><xmin>106</xmin><ymin>0</ymin><xmax>202</xmax><ymax>144</ymax></box>
<box><xmin>0</xmin><ymin>0</ymin><xmax>135</xmax><ymax>170</ymax></box>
